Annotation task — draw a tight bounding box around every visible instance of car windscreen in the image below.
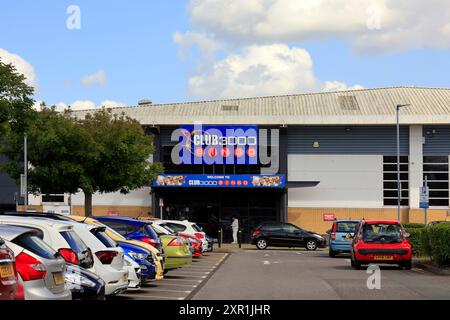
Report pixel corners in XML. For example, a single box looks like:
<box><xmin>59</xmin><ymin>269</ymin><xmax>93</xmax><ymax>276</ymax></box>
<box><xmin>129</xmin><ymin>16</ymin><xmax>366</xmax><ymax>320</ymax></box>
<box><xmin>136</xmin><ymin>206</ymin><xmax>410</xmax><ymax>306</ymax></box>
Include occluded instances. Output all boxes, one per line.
<box><xmin>91</xmin><ymin>228</ymin><xmax>117</xmax><ymax>248</ymax></box>
<box><xmin>60</xmin><ymin>230</ymin><xmax>89</xmax><ymax>253</ymax></box>
<box><xmin>192</xmin><ymin>224</ymin><xmax>203</xmax><ymax>232</ymax></box>
<box><xmin>163</xmin><ymin>223</ymin><xmax>186</xmax><ymax>233</ymax></box>
<box><xmin>336</xmin><ymin>222</ymin><xmax>359</xmax><ymax>233</ymax></box>
<box><xmin>151</xmin><ymin>223</ymin><xmax>172</xmax><ymax>235</ymax></box>
<box><xmin>13</xmin><ymin>233</ymin><xmax>58</xmax><ymax>259</ymax></box>
<box><xmin>362</xmin><ymin>224</ymin><xmax>403</xmax><ymax>243</ymax></box>
<box><xmin>143</xmin><ymin>224</ymin><xmax>160</xmax><ymax>241</ymax></box>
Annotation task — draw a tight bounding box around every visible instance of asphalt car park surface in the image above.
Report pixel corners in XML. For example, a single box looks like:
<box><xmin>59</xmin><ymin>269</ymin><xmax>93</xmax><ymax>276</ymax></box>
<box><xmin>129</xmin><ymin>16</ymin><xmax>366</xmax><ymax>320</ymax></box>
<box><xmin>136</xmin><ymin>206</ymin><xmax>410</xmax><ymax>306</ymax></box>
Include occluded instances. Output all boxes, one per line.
<box><xmin>109</xmin><ymin>252</ymin><xmax>228</xmax><ymax>300</ymax></box>
<box><xmin>192</xmin><ymin>249</ymin><xmax>450</xmax><ymax>300</ymax></box>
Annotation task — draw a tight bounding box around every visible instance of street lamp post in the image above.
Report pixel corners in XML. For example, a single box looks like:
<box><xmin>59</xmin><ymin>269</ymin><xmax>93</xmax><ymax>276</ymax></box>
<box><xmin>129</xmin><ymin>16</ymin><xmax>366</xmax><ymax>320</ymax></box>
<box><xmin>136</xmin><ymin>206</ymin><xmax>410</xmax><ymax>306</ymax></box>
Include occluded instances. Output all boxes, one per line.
<box><xmin>396</xmin><ymin>104</ymin><xmax>410</xmax><ymax>221</ymax></box>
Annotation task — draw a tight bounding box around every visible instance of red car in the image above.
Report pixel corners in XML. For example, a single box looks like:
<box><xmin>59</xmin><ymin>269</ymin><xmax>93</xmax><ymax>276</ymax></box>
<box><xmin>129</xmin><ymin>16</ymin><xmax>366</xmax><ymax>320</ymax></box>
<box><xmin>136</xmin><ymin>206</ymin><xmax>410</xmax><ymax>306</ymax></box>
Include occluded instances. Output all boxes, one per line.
<box><xmin>0</xmin><ymin>237</ymin><xmax>17</xmax><ymax>300</ymax></box>
<box><xmin>350</xmin><ymin>220</ymin><xmax>412</xmax><ymax>270</ymax></box>
<box><xmin>178</xmin><ymin>233</ymin><xmax>203</xmax><ymax>257</ymax></box>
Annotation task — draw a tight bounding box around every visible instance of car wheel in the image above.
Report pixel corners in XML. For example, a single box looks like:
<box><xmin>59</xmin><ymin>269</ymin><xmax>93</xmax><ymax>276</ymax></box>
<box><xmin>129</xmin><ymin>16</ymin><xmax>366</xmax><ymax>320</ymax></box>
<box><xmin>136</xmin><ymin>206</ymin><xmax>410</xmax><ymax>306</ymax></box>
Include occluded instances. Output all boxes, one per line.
<box><xmin>329</xmin><ymin>248</ymin><xmax>336</xmax><ymax>258</ymax></box>
<box><xmin>351</xmin><ymin>255</ymin><xmax>361</xmax><ymax>270</ymax></box>
<box><xmin>306</xmin><ymin>240</ymin><xmax>318</xmax><ymax>251</ymax></box>
<box><xmin>402</xmin><ymin>260</ymin><xmax>412</xmax><ymax>270</ymax></box>
<box><xmin>256</xmin><ymin>239</ymin><xmax>268</xmax><ymax>250</ymax></box>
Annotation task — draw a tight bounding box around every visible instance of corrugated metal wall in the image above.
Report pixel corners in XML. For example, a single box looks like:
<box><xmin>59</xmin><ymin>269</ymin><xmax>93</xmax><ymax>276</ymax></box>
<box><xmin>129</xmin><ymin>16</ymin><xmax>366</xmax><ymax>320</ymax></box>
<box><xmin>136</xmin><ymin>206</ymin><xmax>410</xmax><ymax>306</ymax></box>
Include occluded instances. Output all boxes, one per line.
<box><xmin>423</xmin><ymin>126</ymin><xmax>450</xmax><ymax>155</ymax></box>
<box><xmin>160</xmin><ymin>126</ymin><xmax>181</xmax><ymax>146</ymax></box>
<box><xmin>287</xmin><ymin>126</ymin><xmax>409</xmax><ymax>155</ymax></box>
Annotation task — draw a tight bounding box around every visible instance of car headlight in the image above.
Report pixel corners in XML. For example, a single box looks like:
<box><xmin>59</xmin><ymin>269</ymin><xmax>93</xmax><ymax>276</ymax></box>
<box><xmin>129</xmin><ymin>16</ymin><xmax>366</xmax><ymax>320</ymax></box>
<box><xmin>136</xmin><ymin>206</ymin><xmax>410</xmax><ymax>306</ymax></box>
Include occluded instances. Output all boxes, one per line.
<box><xmin>128</xmin><ymin>251</ymin><xmax>148</xmax><ymax>261</ymax></box>
<box><xmin>65</xmin><ymin>272</ymin><xmax>96</xmax><ymax>288</ymax></box>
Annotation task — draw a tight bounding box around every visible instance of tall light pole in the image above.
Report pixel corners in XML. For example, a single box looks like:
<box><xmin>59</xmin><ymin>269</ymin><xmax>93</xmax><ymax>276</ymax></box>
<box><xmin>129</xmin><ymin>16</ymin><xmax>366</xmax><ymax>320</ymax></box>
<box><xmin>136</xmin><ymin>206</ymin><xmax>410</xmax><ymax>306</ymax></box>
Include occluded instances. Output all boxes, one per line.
<box><xmin>396</xmin><ymin>104</ymin><xmax>410</xmax><ymax>221</ymax></box>
<box><xmin>24</xmin><ymin>132</ymin><xmax>28</xmax><ymax>211</ymax></box>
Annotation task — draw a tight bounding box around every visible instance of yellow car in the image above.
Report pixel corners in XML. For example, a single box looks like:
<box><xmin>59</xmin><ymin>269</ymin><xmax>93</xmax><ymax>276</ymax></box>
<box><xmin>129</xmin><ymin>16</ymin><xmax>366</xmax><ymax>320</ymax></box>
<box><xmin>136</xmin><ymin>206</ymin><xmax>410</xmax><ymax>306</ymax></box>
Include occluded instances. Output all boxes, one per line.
<box><xmin>67</xmin><ymin>215</ymin><xmax>164</xmax><ymax>280</ymax></box>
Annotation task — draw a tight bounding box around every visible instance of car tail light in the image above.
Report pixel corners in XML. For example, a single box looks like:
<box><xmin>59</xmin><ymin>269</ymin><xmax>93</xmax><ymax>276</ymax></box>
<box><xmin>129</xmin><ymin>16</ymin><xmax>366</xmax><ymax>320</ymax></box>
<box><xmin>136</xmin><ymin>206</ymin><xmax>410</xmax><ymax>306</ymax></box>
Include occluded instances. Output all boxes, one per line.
<box><xmin>141</xmin><ymin>237</ymin><xmax>158</xmax><ymax>247</ymax></box>
<box><xmin>95</xmin><ymin>251</ymin><xmax>118</xmax><ymax>264</ymax></box>
<box><xmin>168</xmin><ymin>238</ymin><xmax>185</xmax><ymax>246</ymax></box>
<box><xmin>194</xmin><ymin>233</ymin><xmax>204</xmax><ymax>239</ymax></box>
<box><xmin>58</xmin><ymin>248</ymin><xmax>79</xmax><ymax>265</ymax></box>
<box><xmin>15</xmin><ymin>281</ymin><xmax>24</xmax><ymax>300</ymax></box>
<box><xmin>252</xmin><ymin>230</ymin><xmax>260</xmax><ymax>237</ymax></box>
<box><xmin>331</xmin><ymin>233</ymin><xmax>336</xmax><ymax>241</ymax></box>
<box><xmin>15</xmin><ymin>252</ymin><xmax>46</xmax><ymax>281</ymax></box>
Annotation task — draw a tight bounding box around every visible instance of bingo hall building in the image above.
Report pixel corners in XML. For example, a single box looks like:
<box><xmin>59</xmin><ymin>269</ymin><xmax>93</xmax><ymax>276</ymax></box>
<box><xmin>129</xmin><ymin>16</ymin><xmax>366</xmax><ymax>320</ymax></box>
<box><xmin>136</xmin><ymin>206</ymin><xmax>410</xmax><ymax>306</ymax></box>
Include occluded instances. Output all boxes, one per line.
<box><xmin>7</xmin><ymin>87</ymin><xmax>450</xmax><ymax>240</ymax></box>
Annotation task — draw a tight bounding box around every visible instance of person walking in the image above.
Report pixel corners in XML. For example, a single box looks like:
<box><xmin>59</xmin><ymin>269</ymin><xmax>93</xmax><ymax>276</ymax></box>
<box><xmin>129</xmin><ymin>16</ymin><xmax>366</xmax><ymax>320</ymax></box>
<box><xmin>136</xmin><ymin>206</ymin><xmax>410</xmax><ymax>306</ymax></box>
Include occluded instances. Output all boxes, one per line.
<box><xmin>231</xmin><ymin>216</ymin><xmax>239</xmax><ymax>244</ymax></box>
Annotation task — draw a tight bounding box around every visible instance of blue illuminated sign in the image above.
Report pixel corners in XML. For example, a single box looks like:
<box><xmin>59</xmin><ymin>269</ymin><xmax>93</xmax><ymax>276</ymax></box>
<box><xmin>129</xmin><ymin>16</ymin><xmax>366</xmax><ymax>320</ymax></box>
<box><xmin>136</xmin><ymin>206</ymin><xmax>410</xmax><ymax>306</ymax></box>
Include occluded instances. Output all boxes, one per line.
<box><xmin>174</xmin><ymin>125</ymin><xmax>258</xmax><ymax>165</ymax></box>
<box><xmin>153</xmin><ymin>174</ymin><xmax>285</xmax><ymax>188</ymax></box>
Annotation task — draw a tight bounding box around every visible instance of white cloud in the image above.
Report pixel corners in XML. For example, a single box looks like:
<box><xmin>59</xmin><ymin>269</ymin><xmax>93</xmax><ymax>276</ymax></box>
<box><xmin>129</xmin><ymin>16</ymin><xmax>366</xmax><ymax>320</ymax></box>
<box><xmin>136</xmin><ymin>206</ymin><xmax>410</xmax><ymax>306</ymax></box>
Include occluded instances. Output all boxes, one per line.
<box><xmin>188</xmin><ymin>0</ymin><xmax>450</xmax><ymax>52</ymax></box>
<box><xmin>323</xmin><ymin>81</ymin><xmax>365</xmax><ymax>92</ymax></box>
<box><xmin>99</xmin><ymin>100</ymin><xmax>126</xmax><ymax>108</ymax></box>
<box><xmin>187</xmin><ymin>44</ymin><xmax>361</xmax><ymax>99</ymax></box>
<box><xmin>80</xmin><ymin>69</ymin><xmax>107</xmax><ymax>87</ymax></box>
<box><xmin>173</xmin><ymin>31</ymin><xmax>221</xmax><ymax>64</ymax></box>
<box><xmin>0</xmin><ymin>48</ymin><xmax>37</xmax><ymax>87</ymax></box>
<box><xmin>38</xmin><ymin>100</ymin><xmax>127</xmax><ymax>112</ymax></box>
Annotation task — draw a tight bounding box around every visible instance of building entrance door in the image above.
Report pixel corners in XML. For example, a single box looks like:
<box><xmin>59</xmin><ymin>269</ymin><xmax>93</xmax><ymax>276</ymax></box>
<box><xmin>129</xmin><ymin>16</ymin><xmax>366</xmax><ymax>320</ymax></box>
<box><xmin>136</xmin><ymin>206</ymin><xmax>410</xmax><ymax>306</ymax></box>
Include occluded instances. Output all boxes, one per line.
<box><xmin>156</xmin><ymin>188</ymin><xmax>284</xmax><ymax>243</ymax></box>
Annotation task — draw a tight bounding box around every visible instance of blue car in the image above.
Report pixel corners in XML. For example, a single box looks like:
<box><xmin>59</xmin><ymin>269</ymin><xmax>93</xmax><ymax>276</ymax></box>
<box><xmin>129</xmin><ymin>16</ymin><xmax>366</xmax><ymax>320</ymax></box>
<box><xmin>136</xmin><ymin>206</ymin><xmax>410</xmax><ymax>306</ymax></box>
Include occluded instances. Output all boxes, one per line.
<box><xmin>95</xmin><ymin>217</ymin><xmax>163</xmax><ymax>252</ymax></box>
<box><xmin>119</xmin><ymin>241</ymin><xmax>156</xmax><ymax>282</ymax></box>
<box><xmin>328</xmin><ymin>219</ymin><xmax>360</xmax><ymax>257</ymax></box>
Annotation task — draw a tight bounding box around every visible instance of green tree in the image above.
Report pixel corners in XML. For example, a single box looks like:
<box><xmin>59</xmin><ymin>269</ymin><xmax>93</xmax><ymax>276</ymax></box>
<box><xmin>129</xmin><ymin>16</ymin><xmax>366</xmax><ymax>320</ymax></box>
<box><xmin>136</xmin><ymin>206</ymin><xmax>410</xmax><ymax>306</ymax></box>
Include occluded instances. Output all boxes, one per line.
<box><xmin>76</xmin><ymin>109</ymin><xmax>163</xmax><ymax>216</ymax></box>
<box><xmin>1</xmin><ymin>59</ymin><xmax>162</xmax><ymax>216</ymax></box>
<box><xmin>0</xmin><ymin>59</ymin><xmax>35</xmax><ymax>137</ymax></box>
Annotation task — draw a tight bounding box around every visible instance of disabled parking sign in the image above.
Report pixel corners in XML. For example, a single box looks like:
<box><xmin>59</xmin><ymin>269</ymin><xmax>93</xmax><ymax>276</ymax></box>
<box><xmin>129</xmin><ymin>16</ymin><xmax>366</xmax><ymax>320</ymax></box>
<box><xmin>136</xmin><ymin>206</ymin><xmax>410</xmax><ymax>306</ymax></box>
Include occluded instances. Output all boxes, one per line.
<box><xmin>419</xmin><ymin>186</ymin><xmax>429</xmax><ymax>209</ymax></box>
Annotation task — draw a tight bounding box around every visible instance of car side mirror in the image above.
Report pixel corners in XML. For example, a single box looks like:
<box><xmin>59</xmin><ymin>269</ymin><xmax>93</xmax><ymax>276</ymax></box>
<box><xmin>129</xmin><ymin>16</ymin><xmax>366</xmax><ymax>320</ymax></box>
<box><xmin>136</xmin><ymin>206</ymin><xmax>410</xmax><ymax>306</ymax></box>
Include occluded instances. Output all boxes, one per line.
<box><xmin>404</xmin><ymin>232</ymin><xmax>410</xmax><ymax>238</ymax></box>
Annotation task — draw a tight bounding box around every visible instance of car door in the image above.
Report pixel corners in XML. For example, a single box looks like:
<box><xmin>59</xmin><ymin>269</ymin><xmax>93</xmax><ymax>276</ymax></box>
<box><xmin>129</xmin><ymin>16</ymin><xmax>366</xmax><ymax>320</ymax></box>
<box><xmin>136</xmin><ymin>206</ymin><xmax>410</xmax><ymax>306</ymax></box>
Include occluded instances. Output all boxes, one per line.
<box><xmin>281</xmin><ymin>224</ymin><xmax>305</xmax><ymax>247</ymax></box>
<box><xmin>260</xmin><ymin>223</ymin><xmax>285</xmax><ymax>246</ymax></box>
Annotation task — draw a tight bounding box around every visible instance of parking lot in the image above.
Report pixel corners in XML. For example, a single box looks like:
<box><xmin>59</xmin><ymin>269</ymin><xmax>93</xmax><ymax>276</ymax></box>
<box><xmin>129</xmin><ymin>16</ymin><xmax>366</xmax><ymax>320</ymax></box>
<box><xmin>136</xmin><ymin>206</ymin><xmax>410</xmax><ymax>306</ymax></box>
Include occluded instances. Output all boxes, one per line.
<box><xmin>191</xmin><ymin>249</ymin><xmax>450</xmax><ymax>300</ymax></box>
<box><xmin>110</xmin><ymin>253</ymin><xmax>229</xmax><ymax>300</ymax></box>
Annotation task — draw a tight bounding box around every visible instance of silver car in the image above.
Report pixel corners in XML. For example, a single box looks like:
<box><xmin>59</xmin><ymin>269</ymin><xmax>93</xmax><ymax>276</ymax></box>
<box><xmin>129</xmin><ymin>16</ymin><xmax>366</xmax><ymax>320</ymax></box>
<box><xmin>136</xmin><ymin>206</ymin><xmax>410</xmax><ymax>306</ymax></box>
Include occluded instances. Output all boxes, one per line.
<box><xmin>0</xmin><ymin>225</ymin><xmax>71</xmax><ymax>300</ymax></box>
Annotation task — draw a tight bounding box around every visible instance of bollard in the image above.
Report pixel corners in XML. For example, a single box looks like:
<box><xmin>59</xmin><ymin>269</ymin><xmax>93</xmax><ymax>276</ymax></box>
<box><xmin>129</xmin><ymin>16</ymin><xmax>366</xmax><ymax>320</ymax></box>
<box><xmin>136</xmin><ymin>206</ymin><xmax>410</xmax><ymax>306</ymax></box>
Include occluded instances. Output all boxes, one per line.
<box><xmin>218</xmin><ymin>228</ymin><xmax>222</xmax><ymax>248</ymax></box>
<box><xmin>238</xmin><ymin>229</ymin><xmax>242</xmax><ymax>248</ymax></box>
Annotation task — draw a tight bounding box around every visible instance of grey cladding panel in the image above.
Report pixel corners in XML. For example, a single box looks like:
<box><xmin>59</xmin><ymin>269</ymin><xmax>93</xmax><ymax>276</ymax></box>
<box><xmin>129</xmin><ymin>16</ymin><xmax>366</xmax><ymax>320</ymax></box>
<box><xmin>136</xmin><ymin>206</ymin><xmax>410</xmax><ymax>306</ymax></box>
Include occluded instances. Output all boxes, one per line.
<box><xmin>423</xmin><ymin>126</ymin><xmax>450</xmax><ymax>155</ymax></box>
<box><xmin>288</xmin><ymin>126</ymin><xmax>409</xmax><ymax>155</ymax></box>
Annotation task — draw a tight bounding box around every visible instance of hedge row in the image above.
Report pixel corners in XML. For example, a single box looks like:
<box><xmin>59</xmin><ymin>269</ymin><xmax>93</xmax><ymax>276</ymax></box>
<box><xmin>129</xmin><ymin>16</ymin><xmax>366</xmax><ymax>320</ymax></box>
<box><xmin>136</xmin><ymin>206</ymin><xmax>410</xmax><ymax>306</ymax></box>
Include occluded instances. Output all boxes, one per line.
<box><xmin>404</xmin><ymin>222</ymin><xmax>450</xmax><ymax>267</ymax></box>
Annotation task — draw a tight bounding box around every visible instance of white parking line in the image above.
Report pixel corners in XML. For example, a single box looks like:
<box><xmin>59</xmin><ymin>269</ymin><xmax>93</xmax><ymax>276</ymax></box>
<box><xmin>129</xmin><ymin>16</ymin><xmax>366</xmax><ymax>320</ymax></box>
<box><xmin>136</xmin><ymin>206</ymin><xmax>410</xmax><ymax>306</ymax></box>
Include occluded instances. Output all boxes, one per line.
<box><xmin>124</xmin><ymin>294</ymin><xmax>185</xmax><ymax>300</ymax></box>
<box><xmin>263</xmin><ymin>260</ymin><xmax>270</xmax><ymax>265</ymax></box>
<box><xmin>163</xmin><ymin>278</ymin><xmax>203</xmax><ymax>282</ymax></box>
<box><xmin>142</xmin><ymin>288</ymin><xmax>192</xmax><ymax>294</ymax></box>
<box><xmin>153</xmin><ymin>283</ymin><xmax>198</xmax><ymax>288</ymax></box>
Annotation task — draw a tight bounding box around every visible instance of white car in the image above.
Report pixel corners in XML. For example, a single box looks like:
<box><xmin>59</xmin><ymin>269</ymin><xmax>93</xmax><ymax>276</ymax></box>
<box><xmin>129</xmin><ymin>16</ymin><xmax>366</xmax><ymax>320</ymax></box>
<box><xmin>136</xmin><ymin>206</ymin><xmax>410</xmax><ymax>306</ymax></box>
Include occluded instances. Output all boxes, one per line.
<box><xmin>0</xmin><ymin>216</ymin><xmax>93</xmax><ymax>268</ymax></box>
<box><xmin>0</xmin><ymin>216</ymin><xmax>129</xmax><ymax>296</ymax></box>
<box><xmin>124</xmin><ymin>255</ymin><xmax>141</xmax><ymax>289</ymax></box>
<box><xmin>0</xmin><ymin>225</ymin><xmax>72</xmax><ymax>300</ymax></box>
<box><xmin>153</xmin><ymin>220</ymin><xmax>208</xmax><ymax>252</ymax></box>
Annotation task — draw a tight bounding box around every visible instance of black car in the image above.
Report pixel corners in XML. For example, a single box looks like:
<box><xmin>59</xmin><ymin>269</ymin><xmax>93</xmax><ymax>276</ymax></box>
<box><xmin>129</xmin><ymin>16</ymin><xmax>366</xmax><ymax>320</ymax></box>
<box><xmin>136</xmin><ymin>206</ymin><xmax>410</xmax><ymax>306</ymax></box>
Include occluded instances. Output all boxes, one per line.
<box><xmin>65</xmin><ymin>264</ymin><xmax>106</xmax><ymax>300</ymax></box>
<box><xmin>251</xmin><ymin>222</ymin><xmax>326</xmax><ymax>250</ymax></box>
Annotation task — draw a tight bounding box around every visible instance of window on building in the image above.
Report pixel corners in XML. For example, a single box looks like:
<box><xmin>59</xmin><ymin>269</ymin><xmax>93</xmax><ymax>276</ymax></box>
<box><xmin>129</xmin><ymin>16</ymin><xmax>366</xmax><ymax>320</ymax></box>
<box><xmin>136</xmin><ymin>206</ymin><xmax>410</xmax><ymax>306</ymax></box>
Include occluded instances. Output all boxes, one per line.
<box><xmin>42</xmin><ymin>194</ymin><xmax>65</xmax><ymax>203</ymax></box>
<box><xmin>383</xmin><ymin>156</ymin><xmax>409</xmax><ymax>206</ymax></box>
<box><xmin>423</xmin><ymin>156</ymin><xmax>449</xmax><ymax>207</ymax></box>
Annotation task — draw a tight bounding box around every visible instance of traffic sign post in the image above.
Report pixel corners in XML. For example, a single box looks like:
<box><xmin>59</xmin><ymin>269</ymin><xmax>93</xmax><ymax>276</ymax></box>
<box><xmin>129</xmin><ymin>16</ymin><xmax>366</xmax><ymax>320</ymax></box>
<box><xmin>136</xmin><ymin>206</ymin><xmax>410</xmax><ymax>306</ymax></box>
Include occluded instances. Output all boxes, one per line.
<box><xmin>419</xmin><ymin>176</ymin><xmax>429</xmax><ymax>224</ymax></box>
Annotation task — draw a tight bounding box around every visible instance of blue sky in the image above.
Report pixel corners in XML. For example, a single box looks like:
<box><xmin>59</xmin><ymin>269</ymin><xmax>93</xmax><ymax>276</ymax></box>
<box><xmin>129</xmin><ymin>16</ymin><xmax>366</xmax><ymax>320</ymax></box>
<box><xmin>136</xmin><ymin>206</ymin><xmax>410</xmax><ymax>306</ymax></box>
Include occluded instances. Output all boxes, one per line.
<box><xmin>1</xmin><ymin>0</ymin><xmax>449</xmax><ymax>108</ymax></box>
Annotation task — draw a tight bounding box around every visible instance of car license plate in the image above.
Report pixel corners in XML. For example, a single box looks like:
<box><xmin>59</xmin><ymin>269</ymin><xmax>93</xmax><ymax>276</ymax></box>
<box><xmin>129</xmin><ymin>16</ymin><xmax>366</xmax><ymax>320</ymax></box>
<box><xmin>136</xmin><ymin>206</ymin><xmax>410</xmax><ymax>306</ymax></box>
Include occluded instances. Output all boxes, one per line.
<box><xmin>0</xmin><ymin>263</ymin><xmax>14</xmax><ymax>279</ymax></box>
<box><xmin>53</xmin><ymin>272</ymin><xmax>65</xmax><ymax>286</ymax></box>
<box><xmin>344</xmin><ymin>237</ymin><xmax>352</xmax><ymax>241</ymax></box>
<box><xmin>374</xmin><ymin>255</ymin><xmax>394</xmax><ymax>260</ymax></box>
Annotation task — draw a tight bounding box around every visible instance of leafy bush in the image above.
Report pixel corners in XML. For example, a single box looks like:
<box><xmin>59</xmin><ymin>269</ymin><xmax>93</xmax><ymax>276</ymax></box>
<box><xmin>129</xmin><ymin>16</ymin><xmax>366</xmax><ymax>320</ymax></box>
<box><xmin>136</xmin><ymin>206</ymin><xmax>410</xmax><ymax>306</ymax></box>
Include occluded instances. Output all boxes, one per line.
<box><xmin>405</xmin><ymin>226</ymin><xmax>426</xmax><ymax>256</ymax></box>
<box><xmin>427</xmin><ymin>222</ymin><xmax>450</xmax><ymax>267</ymax></box>
<box><xmin>403</xmin><ymin>223</ymin><xmax>425</xmax><ymax>229</ymax></box>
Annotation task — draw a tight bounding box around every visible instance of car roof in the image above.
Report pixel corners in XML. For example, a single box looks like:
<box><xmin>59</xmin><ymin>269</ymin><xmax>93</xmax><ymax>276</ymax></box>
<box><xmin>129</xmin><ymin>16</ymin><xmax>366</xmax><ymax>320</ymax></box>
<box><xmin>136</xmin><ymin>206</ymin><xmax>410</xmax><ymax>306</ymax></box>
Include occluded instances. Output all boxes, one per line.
<box><xmin>0</xmin><ymin>216</ymin><xmax>75</xmax><ymax>230</ymax></box>
<box><xmin>0</xmin><ymin>224</ymin><xmax>37</xmax><ymax>241</ymax></box>
<box><xmin>362</xmin><ymin>219</ymin><xmax>400</xmax><ymax>225</ymax></box>
<box><xmin>95</xmin><ymin>216</ymin><xmax>145</xmax><ymax>225</ymax></box>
